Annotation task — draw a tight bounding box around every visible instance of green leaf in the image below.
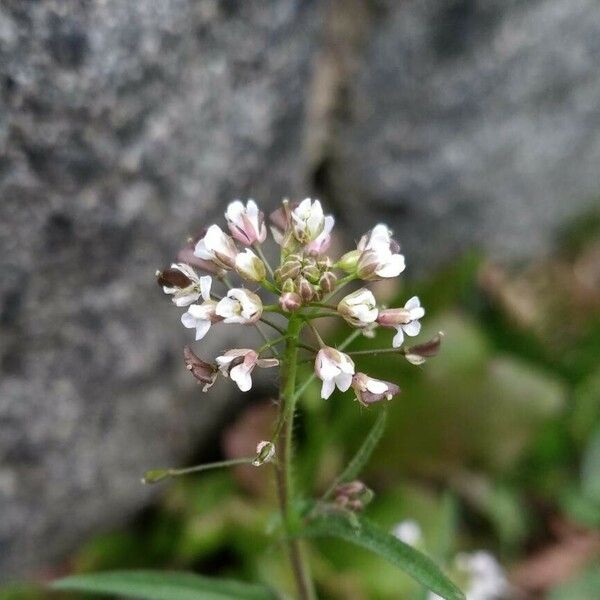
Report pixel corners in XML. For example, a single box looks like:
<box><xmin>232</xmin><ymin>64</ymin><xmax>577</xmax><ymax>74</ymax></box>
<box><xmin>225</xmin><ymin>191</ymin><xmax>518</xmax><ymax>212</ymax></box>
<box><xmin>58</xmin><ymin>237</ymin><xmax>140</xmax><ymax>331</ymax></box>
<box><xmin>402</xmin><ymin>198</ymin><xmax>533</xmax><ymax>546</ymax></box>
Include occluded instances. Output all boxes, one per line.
<box><xmin>302</xmin><ymin>514</ymin><xmax>464</xmax><ymax>600</ymax></box>
<box><xmin>324</xmin><ymin>410</ymin><xmax>387</xmax><ymax>498</ymax></box>
<box><xmin>51</xmin><ymin>570</ymin><xmax>277</xmax><ymax>600</ymax></box>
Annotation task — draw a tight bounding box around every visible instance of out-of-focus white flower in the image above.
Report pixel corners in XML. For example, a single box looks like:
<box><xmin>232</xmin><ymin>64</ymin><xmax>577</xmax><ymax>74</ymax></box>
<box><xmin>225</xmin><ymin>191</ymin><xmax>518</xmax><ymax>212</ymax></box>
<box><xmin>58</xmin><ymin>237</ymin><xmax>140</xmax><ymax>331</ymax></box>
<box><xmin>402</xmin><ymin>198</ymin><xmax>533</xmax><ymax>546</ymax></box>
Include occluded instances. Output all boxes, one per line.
<box><xmin>377</xmin><ymin>296</ymin><xmax>425</xmax><ymax>348</ymax></box>
<box><xmin>157</xmin><ymin>263</ymin><xmax>202</xmax><ymax>307</ymax></box>
<box><xmin>315</xmin><ymin>347</ymin><xmax>355</xmax><ymax>399</ymax></box>
<box><xmin>356</xmin><ymin>224</ymin><xmax>406</xmax><ymax>280</ymax></box>
<box><xmin>253</xmin><ymin>440</ymin><xmax>276</xmax><ymax>466</ymax></box>
<box><xmin>181</xmin><ymin>276</ymin><xmax>219</xmax><ymax>340</ymax></box>
<box><xmin>338</xmin><ymin>288</ymin><xmax>379</xmax><ymax>328</ymax></box>
<box><xmin>455</xmin><ymin>551</ymin><xmax>510</xmax><ymax>600</ymax></box>
<box><xmin>291</xmin><ymin>198</ymin><xmax>331</xmax><ymax>244</ymax></box>
<box><xmin>392</xmin><ymin>520</ymin><xmax>423</xmax><ymax>546</ymax></box>
<box><xmin>351</xmin><ymin>372</ymin><xmax>400</xmax><ymax>406</ymax></box>
<box><xmin>194</xmin><ymin>224</ymin><xmax>239</xmax><ymax>270</ymax></box>
<box><xmin>225</xmin><ymin>199</ymin><xmax>267</xmax><ymax>246</ymax></box>
<box><xmin>305</xmin><ymin>215</ymin><xmax>334</xmax><ymax>255</ymax></box>
<box><xmin>216</xmin><ymin>288</ymin><xmax>263</xmax><ymax>324</ymax></box>
<box><xmin>216</xmin><ymin>349</ymin><xmax>278</xmax><ymax>392</ymax></box>
<box><xmin>235</xmin><ymin>248</ymin><xmax>266</xmax><ymax>282</ymax></box>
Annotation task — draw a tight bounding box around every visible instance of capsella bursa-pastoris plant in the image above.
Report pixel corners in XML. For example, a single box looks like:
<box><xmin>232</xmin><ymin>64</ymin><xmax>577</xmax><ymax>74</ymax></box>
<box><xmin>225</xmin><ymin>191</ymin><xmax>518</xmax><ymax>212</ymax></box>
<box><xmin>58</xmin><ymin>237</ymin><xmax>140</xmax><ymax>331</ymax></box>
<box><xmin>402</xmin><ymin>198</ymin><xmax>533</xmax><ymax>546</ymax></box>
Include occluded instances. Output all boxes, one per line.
<box><xmin>146</xmin><ymin>198</ymin><xmax>454</xmax><ymax>598</ymax></box>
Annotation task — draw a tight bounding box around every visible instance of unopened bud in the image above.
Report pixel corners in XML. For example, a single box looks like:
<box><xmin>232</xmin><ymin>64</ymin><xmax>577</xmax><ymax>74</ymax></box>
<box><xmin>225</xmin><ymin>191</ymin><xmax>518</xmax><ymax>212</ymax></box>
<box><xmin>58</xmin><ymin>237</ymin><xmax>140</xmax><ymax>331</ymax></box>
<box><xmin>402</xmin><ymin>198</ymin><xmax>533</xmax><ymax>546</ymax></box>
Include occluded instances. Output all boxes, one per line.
<box><xmin>303</xmin><ymin>264</ymin><xmax>321</xmax><ymax>283</ymax></box>
<box><xmin>278</xmin><ymin>259</ymin><xmax>302</xmax><ymax>281</ymax></box>
<box><xmin>281</xmin><ymin>277</ymin><xmax>296</xmax><ymax>294</ymax></box>
<box><xmin>337</xmin><ymin>250</ymin><xmax>360</xmax><ymax>273</ymax></box>
<box><xmin>142</xmin><ymin>468</ymin><xmax>170</xmax><ymax>485</ymax></box>
<box><xmin>252</xmin><ymin>441</ymin><xmax>275</xmax><ymax>466</ymax></box>
<box><xmin>297</xmin><ymin>276</ymin><xmax>314</xmax><ymax>302</ymax></box>
<box><xmin>377</xmin><ymin>307</ymin><xmax>412</xmax><ymax>327</ymax></box>
<box><xmin>404</xmin><ymin>332</ymin><xmax>444</xmax><ymax>365</ymax></box>
<box><xmin>319</xmin><ymin>271</ymin><xmax>337</xmax><ymax>294</ymax></box>
<box><xmin>279</xmin><ymin>292</ymin><xmax>302</xmax><ymax>312</ymax></box>
<box><xmin>235</xmin><ymin>249</ymin><xmax>266</xmax><ymax>282</ymax></box>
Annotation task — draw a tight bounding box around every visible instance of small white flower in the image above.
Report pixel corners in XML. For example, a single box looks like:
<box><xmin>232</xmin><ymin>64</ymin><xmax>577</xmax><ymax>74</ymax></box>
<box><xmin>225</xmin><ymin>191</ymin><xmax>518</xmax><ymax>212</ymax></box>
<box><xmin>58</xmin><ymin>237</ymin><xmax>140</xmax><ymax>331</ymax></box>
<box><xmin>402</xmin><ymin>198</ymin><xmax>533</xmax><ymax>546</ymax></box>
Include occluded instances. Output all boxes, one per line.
<box><xmin>305</xmin><ymin>215</ymin><xmax>335</xmax><ymax>255</ymax></box>
<box><xmin>455</xmin><ymin>551</ymin><xmax>510</xmax><ymax>600</ymax></box>
<box><xmin>338</xmin><ymin>288</ymin><xmax>379</xmax><ymax>328</ymax></box>
<box><xmin>377</xmin><ymin>296</ymin><xmax>425</xmax><ymax>348</ymax></box>
<box><xmin>225</xmin><ymin>199</ymin><xmax>267</xmax><ymax>246</ymax></box>
<box><xmin>158</xmin><ymin>263</ymin><xmax>202</xmax><ymax>307</ymax></box>
<box><xmin>392</xmin><ymin>520</ymin><xmax>423</xmax><ymax>546</ymax></box>
<box><xmin>180</xmin><ymin>276</ymin><xmax>219</xmax><ymax>340</ymax></box>
<box><xmin>215</xmin><ymin>288</ymin><xmax>263</xmax><ymax>324</ymax></box>
<box><xmin>356</xmin><ymin>223</ymin><xmax>406</xmax><ymax>279</ymax></box>
<box><xmin>194</xmin><ymin>224</ymin><xmax>239</xmax><ymax>270</ymax></box>
<box><xmin>291</xmin><ymin>198</ymin><xmax>330</xmax><ymax>244</ymax></box>
<box><xmin>253</xmin><ymin>440</ymin><xmax>276</xmax><ymax>466</ymax></box>
<box><xmin>216</xmin><ymin>349</ymin><xmax>278</xmax><ymax>392</ymax></box>
<box><xmin>235</xmin><ymin>248</ymin><xmax>266</xmax><ymax>282</ymax></box>
<box><xmin>315</xmin><ymin>347</ymin><xmax>355</xmax><ymax>400</ymax></box>
<box><xmin>352</xmin><ymin>372</ymin><xmax>400</xmax><ymax>406</ymax></box>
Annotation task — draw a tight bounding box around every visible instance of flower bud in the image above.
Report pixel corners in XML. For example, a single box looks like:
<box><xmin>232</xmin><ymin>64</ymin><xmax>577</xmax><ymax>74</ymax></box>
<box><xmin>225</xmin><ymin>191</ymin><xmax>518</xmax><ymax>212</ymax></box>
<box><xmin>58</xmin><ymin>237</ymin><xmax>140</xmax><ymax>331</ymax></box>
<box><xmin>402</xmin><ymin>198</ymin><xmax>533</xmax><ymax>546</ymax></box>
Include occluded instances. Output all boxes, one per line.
<box><xmin>319</xmin><ymin>271</ymin><xmax>337</xmax><ymax>294</ymax></box>
<box><xmin>337</xmin><ymin>250</ymin><xmax>360</xmax><ymax>273</ymax></box>
<box><xmin>279</xmin><ymin>292</ymin><xmax>302</xmax><ymax>312</ymax></box>
<box><xmin>302</xmin><ymin>264</ymin><xmax>321</xmax><ymax>284</ymax></box>
<box><xmin>376</xmin><ymin>307</ymin><xmax>412</xmax><ymax>327</ymax></box>
<box><xmin>235</xmin><ymin>249</ymin><xmax>266</xmax><ymax>282</ymax></box>
<box><xmin>281</xmin><ymin>277</ymin><xmax>296</xmax><ymax>294</ymax></box>
<box><xmin>252</xmin><ymin>440</ymin><xmax>276</xmax><ymax>466</ymax></box>
<box><xmin>225</xmin><ymin>199</ymin><xmax>267</xmax><ymax>246</ymax></box>
<box><xmin>183</xmin><ymin>346</ymin><xmax>218</xmax><ymax>392</ymax></box>
<box><xmin>297</xmin><ymin>276</ymin><xmax>315</xmax><ymax>302</ymax></box>
<box><xmin>351</xmin><ymin>372</ymin><xmax>400</xmax><ymax>406</ymax></box>
<box><xmin>338</xmin><ymin>288</ymin><xmax>378</xmax><ymax>327</ymax></box>
<box><xmin>404</xmin><ymin>332</ymin><xmax>443</xmax><ymax>365</ymax></box>
<box><xmin>278</xmin><ymin>258</ymin><xmax>302</xmax><ymax>281</ymax></box>
<box><xmin>333</xmin><ymin>480</ymin><xmax>373</xmax><ymax>512</ymax></box>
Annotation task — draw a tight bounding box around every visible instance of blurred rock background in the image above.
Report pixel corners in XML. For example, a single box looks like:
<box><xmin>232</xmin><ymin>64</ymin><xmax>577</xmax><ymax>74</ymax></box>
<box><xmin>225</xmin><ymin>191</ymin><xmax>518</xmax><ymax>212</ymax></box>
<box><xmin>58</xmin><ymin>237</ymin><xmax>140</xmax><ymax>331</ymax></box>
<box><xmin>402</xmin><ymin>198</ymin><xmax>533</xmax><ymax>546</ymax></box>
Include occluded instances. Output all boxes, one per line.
<box><xmin>1</xmin><ymin>0</ymin><xmax>599</xmax><ymax>584</ymax></box>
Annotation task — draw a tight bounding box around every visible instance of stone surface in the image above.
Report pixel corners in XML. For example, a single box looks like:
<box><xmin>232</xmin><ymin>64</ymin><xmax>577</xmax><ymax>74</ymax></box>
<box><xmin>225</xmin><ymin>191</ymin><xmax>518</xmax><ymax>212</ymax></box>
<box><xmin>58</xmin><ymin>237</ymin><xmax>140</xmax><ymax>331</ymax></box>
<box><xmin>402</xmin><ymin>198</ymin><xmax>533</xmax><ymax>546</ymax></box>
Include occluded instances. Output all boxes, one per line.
<box><xmin>3</xmin><ymin>0</ymin><xmax>600</xmax><ymax>582</ymax></box>
<box><xmin>316</xmin><ymin>0</ymin><xmax>600</xmax><ymax>272</ymax></box>
<box><xmin>0</xmin><ymin>0</ymin><xmax>317</xmax><ymax>580</ymax></box>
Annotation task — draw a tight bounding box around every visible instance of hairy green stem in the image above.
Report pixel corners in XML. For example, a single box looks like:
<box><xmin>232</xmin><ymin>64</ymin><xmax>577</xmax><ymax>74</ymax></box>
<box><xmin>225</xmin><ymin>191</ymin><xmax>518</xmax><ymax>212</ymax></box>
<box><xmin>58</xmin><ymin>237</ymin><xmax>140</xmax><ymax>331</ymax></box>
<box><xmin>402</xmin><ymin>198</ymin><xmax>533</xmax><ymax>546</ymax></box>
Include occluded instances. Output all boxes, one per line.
<box><xmin>275</xmin><ymin>315</ymin><xmax>316</xmax><ymax>600</ymax></box>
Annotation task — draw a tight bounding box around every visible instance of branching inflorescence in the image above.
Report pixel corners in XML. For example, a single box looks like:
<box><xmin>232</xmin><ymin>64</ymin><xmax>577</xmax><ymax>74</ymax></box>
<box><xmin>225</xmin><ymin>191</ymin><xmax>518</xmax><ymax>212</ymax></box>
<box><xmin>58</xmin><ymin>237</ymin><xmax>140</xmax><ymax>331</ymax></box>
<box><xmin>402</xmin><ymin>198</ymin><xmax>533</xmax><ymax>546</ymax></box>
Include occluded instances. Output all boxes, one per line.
<box><xmin>152</xmin><ymin>198</ymin><xmax>444</xmax><ymax>599</ymax></box>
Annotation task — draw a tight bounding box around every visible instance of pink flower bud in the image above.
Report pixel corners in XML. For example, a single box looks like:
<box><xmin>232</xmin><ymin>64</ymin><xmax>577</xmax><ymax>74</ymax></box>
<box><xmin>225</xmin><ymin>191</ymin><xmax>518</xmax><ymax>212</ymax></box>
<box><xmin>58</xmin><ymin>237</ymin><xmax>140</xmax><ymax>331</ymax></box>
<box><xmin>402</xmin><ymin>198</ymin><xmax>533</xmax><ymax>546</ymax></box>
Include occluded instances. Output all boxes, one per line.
<box><xmin>225</xmin><ymin>199</ymin><xmax>267</xmax><ymax>245</ymax></box>
<box><xmin>297</xmin><ymin>276</ymin><xmax>314</xmax><ymax>302</ymax></box>
<box><xmin>279</xmin><ymin>292</ymin><xmax>302</xmax><ymax>312</ymax></box>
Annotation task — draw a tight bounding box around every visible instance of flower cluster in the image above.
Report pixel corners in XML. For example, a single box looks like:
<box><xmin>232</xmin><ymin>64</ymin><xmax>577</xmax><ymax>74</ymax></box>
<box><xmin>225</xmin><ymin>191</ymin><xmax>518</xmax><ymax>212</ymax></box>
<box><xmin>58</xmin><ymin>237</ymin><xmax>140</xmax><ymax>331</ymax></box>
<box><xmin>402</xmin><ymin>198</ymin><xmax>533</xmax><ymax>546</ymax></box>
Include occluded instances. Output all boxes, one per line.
<box><xmin>157</xmin><ymin>198</ymin><xmax>441</xmax><ymax>404</ymax></box>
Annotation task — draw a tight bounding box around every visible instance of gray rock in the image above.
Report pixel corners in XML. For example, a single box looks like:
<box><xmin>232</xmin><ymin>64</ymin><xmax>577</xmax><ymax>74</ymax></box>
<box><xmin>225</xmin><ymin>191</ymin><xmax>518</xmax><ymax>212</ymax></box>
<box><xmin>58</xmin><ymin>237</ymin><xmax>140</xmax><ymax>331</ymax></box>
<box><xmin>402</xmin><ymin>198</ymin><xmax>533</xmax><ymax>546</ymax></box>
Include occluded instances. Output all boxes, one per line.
<box><xmin>312</xmin><ymin>0</ymin><xmax>600</xmax><ymax>272</ymax></box>
<box><xmin>0</xmin><ymin>0</ymin><xmax>317</xmax><ymax>579</ymax></box>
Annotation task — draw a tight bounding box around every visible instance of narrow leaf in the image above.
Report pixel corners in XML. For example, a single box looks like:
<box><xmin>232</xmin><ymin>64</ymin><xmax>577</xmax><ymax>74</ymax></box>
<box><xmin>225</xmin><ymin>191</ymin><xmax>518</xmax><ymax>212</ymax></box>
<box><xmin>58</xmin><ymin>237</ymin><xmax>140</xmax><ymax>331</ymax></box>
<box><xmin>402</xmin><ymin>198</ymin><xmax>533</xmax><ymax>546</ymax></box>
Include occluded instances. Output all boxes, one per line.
<box><xmin>303</xmin><ymin>514</ymin><xmax>465</xmax><ymax>600</ymax></box>
<box><xmin>51</xmin><ymin>570</ymin><xmax>276</xmax><ymax>600</ymax></box>
<box><xmin>324</xmin><ymin>409</ymin><xmax>387</xmax><ymax>498</ymax></box>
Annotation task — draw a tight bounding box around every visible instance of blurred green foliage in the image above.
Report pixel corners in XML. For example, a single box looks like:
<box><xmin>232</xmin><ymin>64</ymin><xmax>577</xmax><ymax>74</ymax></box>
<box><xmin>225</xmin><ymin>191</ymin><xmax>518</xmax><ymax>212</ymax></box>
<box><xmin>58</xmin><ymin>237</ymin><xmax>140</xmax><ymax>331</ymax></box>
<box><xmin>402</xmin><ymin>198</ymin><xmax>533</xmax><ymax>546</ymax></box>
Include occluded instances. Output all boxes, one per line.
<box><xmin>3</xmin><ymin>227</ymin><xmax>600</xmax><ymax>598</ymax></box>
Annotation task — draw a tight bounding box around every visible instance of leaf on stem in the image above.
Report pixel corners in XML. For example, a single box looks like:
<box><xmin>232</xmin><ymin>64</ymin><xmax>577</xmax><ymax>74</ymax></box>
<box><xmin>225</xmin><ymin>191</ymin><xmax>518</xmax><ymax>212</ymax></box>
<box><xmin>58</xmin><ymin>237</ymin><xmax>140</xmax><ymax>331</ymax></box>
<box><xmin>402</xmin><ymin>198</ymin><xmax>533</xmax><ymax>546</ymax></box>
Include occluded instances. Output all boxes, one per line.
<box><xmin>324</xmin><ymin>409</ymin><xmax>387</xmax><ymax>498</ymax></box>
<box><xmin>302</xmin><ymin>514</ymin><xmax>465</xmax><ymax>600</ymax></box>
<box><xmin>51</xmin><ymin>570</ymin><xmax>277</xmax><ymax>600</ymax></box>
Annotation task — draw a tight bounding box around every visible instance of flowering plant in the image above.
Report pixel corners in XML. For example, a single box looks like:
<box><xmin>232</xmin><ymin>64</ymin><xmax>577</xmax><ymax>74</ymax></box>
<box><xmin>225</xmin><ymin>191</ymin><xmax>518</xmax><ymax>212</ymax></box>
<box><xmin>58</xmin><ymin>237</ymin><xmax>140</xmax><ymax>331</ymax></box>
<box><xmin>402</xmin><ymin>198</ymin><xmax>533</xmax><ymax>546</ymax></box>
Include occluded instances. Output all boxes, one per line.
<box><xmin>53</xmin><ymin>199</ymin><xmax>461</xmax><ymax>600</ymax></box>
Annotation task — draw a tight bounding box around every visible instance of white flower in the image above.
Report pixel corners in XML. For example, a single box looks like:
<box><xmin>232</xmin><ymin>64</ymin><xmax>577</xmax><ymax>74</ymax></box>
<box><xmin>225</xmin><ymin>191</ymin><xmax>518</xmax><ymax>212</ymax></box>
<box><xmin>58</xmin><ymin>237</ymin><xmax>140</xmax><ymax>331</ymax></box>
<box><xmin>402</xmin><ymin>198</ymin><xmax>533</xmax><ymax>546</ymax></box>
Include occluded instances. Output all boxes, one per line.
<box><xmin>338</xmin><ymin>288</ymin><xmax>379</xmax><ymax>327</ymax></box>
<box><xmin>356</xmin><ymin>224</ymin><xmax>406</xmax><ymax>279</ymax></box>
<box><xmin>455</xmin><ymin>551</ymin><xmax>510</xmax><ymax>600</ymax></box>
<box><xmin>351</xmin><ymin>372</ymin><xmax>400</xmax><ymax>406</ymax></box>
<box><xmin>157</xmin><ymin>263</ymin><xmax>202</xmax><ymax>307</ymax></box>
<box><xmin>180</xmin><ymin>276</ymin><xmax>219</xmax><ymax>340</ymax></box>
<box><xmin>225</xmin><ymin>199</ymin><xmax>267</xmax><ymax>246</ymax></box>
<box><xmin>216</xmin><ymin>349</ymin><xmax>278</xmax><ymax>392</ymax></box>
<box><xmin>392</xmin><ymin>520</ymin><xmax>423</xmax><ymax>546</ymax></box>
<box><xmin>305</xmin><ymin>215</ymin><xmax>335</xmax><ymax>255</ymax></box>
<box><xmin>194</xmin><ymin>224</ymin><xmax>239</xmax><ymax>270</ymax></box>
<box><xmin>215</xmin><ymin>288</ymin><xmax>263</xmax><ymax>324</ymax></box>
<box><xmin>377</xmin><ymin>296</ymin><xmax>425</xmax><ymax>348</ymax></box>
<box><xmin>235</xmin><ymin>248</ymin><xmax>266</xmax><ymax>282</ymax></box>
<box><xmin>291</xmin><ymin>198</ymin><xmax>330</xmax><ymax>244</ymax></box>
<box><xmin>315</xmin><ymin>347</ymin><xmax>355</xmax><ymax>400</ymax></box>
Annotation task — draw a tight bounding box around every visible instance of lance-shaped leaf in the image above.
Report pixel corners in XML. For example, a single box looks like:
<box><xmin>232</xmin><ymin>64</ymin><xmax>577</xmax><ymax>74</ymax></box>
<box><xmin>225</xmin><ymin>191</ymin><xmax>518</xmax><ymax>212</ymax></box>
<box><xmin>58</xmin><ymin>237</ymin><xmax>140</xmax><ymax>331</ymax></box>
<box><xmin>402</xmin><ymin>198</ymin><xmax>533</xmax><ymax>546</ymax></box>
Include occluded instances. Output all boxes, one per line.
<box><xmin>302</xmin><ymin>514</ymin><xmax>465</xmax><ymax>600</ymax></box>
<box><xmin>324</xmin><ymin>409</ymin><xmax>387</xmax><ymax>499</ymax></box>
<box><xmin>51</xmin><ymin>570</ymin><xmax>277</xmax><ymax>600</ymax></box>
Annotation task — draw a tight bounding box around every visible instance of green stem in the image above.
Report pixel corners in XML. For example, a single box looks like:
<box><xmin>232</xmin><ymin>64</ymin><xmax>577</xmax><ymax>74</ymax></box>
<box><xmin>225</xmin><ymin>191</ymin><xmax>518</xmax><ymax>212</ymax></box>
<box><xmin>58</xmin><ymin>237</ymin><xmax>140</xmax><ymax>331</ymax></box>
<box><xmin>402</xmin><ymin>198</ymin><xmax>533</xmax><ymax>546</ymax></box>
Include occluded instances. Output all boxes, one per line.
<box><xmin>253</xmin><ymin>243</ymin><xmax>275</xmax><ymax>278</ymax></box>
<box><xmin>275</xmin><ymin>315</ymin><xmax>316</xmax><ymax>600</ymax></box>
<box><xmin>346</xmin><ymin>347</ymin><xmax>406</xmax><ymax>357</ymax></box>
<box><xmin>142</xmin><ymin>457</ymin><xmax>253</xmax><ymax>484</ymax></box>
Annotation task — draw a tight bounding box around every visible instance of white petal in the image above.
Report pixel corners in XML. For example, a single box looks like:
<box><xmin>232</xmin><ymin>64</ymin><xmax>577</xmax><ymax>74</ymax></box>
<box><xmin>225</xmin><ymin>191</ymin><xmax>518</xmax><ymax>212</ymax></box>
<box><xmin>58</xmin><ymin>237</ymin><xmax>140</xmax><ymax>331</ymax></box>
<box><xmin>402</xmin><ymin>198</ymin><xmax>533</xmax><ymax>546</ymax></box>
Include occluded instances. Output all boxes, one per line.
<box><xmin>366</xmin><ymin>379</ymin><xmax>388</xmax><ymax>394</ymax></box>
<box><xmin>173</xmin><ymin>291</ymin><xmax>200</xmax><ymax>307</ymax></box>
<box><xmin>200</xmin><ymin>276</ymin><xmax>212</xmax><ymax>301</ymax></box>
<box><xmin>392</xmin><ymin>327</ymin><xmax>404</xmax><ymax>348</ymax></box>
<box><xmin>335</xmin><ymin>372</ymin><xmax>353</xmax><ymax>392</ymax></box>
<box><xmin>230</xmin><ymin>365</ymin><xmax>252</xmax><ymax>392</ymax></box>
<box><xmin>404</xmin><ymin>295</ymin><xmax>421</xmax><ymax>310</ymax></box>
<box><xmin>225</xmin><ymin>200</ymin><xmax>245</xmax><ymax>223</ymax></box>
<box><xmin>195</xmin><ymin>320</ymin><xmax>211</xmax><ymax>341</ymax></box>
<box><xmin>194</xmin><ymin>239</ymin><xmax>212</xmax><ymax>260</ymax></box>
<box><xmin>318</xmin><ymin>355</ymin><xmax>341</xmax><ymax>380</ymax></box>
<box><xmin>181</xmin><ymin>310</ymin><xmax>199</xmax><ymax>329</ymax></box>
<box><xmin>403</xmin><ymin>319</ymin><xmax>421</xmax><ymax>337</ymax></box>
<box><xmin>376</xmin><ymin>253</ymin><xmax>406</xmax><ymax>278</ymax></box>
<box><xmin>215</xmin><ymin>297</ymin><xmax>238</xmax><ymax>319</ymax></box>
<box><xmin>321</xmin><ymin>378</ymin><xmax>336</xmax><ymax>399</ymax></box>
